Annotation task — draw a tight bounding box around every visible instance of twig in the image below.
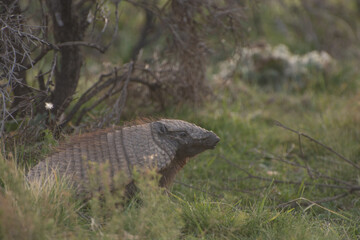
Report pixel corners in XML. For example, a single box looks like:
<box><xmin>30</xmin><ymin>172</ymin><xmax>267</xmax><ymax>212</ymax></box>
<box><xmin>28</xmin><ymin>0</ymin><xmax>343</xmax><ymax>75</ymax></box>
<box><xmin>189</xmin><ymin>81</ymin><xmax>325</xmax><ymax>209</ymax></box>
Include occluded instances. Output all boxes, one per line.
<box><xmin>0</xmin><ymin>92</ymin><xmax>7</xmax><ymax>138</ymax></box>
<box><xmin>38</xmin><ymin>71</ymin><xmax>45</xmax><ymax>91</ymax></box>
<box><xmin>74</xmin><ymin>77</ymin><xmax>158</xmax><ymax>126</ymax></box>
<box><xmin>224</xmin><ymin>157</ymin><xmax>360</xmax><ymax>191</ymax></box>
<box><xmin>102</xmin><ymin>1</ymin><xmax>120</xmax><ymax>52</ymax></box>
<box><xmin>129</xmin><ymin>77</ymin><xmax>160</xmax><ymax>88</ymax></box>
<box><xmin>58</xmin><ymin>69</ymin><xmax>125</xmax><ymax>128</ymax></box>
<box><xmin>130</xmin><ymin>8</ymin><xmax>155</xmax><ymax>61</ymax></box>
<box><xmin>255</xmin><ymin>148</ymin><xmax>356</xmax><ymax>186</ymax></box>
<box><xmin>59</xmin><ymin>63</ymin><xmax>160</xmax><ymax>128</ymax></box>
<box><xmin>14</xmin><ymin>29</ymin><xmax>57</xmax><ymax>49</ymax></box>
<box><xmin>274</xmin><ymin>121</ymin><xmax>360</xmax><ymax>170</ymax></box>
<box><xmin>75</xmin><ymin>82</ymin><xmax>123</xmax><ymax>125</ymax></box>
<box><xmin>276</xmin><ymin>197</ymin><xmax>354</xmax><ymax>224</ymax></box>
<box><xmin>21</xmin><ymin>47</ymin><xmax>53</xmax><ymax>71</ymax></box>
<box><xmin>174</xmin><ymin>180</ymin><xmax>223</xmax><ymax>198</ymax></box>
<box><xmin>57</xmin><ymin>41</ymin><xmax>107</xmax><ymax>53</ymax></box>
<box><xmin>311</xmin><ymin>192</ymin><xmax>350</xmax><ymax>204</ymax></box>
<box><xmin>114</xmin><ymin>61</ymin><xmax>134</xmax><ymax>123</ymax></box>
<box><xmin>298</xmin><ymin>133</ymin><xmax>314</xmax><ymax>179</ymax></box>
<box><xmin>46</xmin><ymin>52</ymin><xmax>57</xmax><ymax>92</ymax></box>
<box><xmin>277</xmin><ymin>194</ymin><xmax>350</xmax><ymax>210</ymax></box>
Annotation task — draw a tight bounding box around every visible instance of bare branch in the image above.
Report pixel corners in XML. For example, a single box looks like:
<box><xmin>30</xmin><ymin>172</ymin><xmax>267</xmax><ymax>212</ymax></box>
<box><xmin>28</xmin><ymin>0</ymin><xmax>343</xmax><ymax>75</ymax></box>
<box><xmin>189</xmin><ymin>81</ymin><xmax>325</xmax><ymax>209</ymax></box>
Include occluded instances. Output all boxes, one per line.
<box><xmin>22</xmin><ymin>47</ymin><xmax>52</xmax><ymax>70</ymax></box>
<box><xmin>277</xmin><ymin>194</ymin><xmax>350</xmax><ymax>210</ymax></box>
<box><xmin>130</xmin><ymin>7</ymin><xmax>155</xmax><ymax>61</ymax></box>
<box><xmin>59</xmin><ymin>62</ymin><xmax>160</xmax><ymax>128</ymax></box>
<box><xmin>100</xmin><ymin>62</ymin><xmax>134</xmax><ymax>127</ymax></box>
<box><xmin>102</xmin><ymin>1</ymin><xmax>120</xmax><ymax>52</ymax></box>
<box><xmin>114</xmin><ymin>61</ymin><xmax>133</xmax><ymax>122</ymax></box>
<box><xmin>274</xmin><ymin>121</ymin><xmax>360</xmax><ymax>170</ymax></box>
<box><xmin>46</xmin><ymin>52</ymin><xmax>57</xmax><ymax>92</ymax></box>
<box><xmin>57</xmin><ymin>41</ymin><xmax>107</xmax><ymax>53</ymax></box>
<box><xmin>58</xmin><ymin>69</ymin><xmax>125</xmax><ymax>128</ymax></box>
<box><xmin>255</xmin><ymin>148</ymin><xmax>356</xmax><ymax>187</ymax></box>
<box><xmin>223</xmin><ymin>157</ymin><xmax>360</xmax><ymax>191</ymax></box>
<box><xmin>74</xmin><ymin>84</ymin><xmax>124</xmax><ymax>125</ymax></box>
<box><xmin>298</xmin><ymin>132</ymin><xmax>314</xmax><ymax>179</ymax></box>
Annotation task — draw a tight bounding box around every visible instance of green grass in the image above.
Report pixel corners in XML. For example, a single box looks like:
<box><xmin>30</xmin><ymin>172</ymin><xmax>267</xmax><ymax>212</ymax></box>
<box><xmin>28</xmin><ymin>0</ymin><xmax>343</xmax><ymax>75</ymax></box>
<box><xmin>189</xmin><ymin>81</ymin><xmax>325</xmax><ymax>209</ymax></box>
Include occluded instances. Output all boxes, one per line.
<box><xmin>161</xmin><ymin>67</ymin><xmax>360</xmax><ymax>238</ymax></box>
<box><xmin>3</xmin><ymin>1</ymin><xmax>360</xmax><ymax>238</ymax></box>
<box><xmin>2</xmin><ymin>66</ymin><xmax>360</xmax><ymax>239</ymax></box>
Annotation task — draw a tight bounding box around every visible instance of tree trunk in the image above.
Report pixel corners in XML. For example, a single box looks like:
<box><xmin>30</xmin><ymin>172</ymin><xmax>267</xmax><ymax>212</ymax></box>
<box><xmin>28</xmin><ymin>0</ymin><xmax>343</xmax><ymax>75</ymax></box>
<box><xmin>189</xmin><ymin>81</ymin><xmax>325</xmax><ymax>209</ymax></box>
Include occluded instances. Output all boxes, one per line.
<box><xmin>46</xmin><ymin>0</ymin><xmax>94</xmax><ymax>117</ymax></box>
<box><xmin>171</xmin><ymin>0</ymin><xmax>206</xmax><ymax>103</ymax></box>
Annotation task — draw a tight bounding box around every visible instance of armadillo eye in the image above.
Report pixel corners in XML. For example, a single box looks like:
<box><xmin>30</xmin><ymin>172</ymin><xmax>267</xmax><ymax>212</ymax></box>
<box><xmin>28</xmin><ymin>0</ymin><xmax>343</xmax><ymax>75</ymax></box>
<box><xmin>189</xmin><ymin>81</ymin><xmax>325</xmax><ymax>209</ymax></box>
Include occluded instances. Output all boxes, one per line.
<box><xmin>179</xmin><ymin>132</ymin><xmax>188</xmax><ymax>138</ymax></box>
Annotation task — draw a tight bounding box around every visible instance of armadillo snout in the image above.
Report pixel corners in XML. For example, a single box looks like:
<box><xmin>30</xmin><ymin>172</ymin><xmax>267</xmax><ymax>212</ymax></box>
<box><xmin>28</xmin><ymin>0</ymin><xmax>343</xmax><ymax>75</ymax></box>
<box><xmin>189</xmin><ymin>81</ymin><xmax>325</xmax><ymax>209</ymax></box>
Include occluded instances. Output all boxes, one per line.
<box><xmin>204</xmin><ymin>132</ymin><xmax>220</xmax><ymax>149</ymax></box>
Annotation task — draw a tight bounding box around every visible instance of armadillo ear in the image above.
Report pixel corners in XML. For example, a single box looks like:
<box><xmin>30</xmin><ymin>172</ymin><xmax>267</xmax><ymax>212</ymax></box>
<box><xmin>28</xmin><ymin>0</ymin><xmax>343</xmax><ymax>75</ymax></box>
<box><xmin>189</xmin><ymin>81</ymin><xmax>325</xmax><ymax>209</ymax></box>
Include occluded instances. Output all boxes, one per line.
<box><xmin>153</xmin><ymin>122</ymin><xmax>168</xmax><ymax>134</ymax></box>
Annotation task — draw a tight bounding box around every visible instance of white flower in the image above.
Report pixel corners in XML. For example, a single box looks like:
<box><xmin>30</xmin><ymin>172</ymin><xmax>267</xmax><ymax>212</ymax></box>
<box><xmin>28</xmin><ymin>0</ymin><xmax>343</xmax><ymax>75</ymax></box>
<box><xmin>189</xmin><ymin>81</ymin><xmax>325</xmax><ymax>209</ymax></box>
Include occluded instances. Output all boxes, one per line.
<box><xmin>45</xmin><ymin>102</ymin><xmax>54</xmax><ymax>110</ymax></box>
<box><xmin>266</xmin><ymin>170</ymin><xmax>279</xmax><ymax>176</ymax></box>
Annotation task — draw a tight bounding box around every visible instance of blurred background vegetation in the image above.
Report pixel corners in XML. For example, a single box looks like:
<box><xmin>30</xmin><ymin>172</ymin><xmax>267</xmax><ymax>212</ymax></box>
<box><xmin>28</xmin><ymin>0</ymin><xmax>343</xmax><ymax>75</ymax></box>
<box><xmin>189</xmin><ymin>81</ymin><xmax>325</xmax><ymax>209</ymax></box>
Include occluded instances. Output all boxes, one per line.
<box><xmin>0</xmin><ymin>0</ymin><xmax>360</xmax><ymax>239</ymax></box>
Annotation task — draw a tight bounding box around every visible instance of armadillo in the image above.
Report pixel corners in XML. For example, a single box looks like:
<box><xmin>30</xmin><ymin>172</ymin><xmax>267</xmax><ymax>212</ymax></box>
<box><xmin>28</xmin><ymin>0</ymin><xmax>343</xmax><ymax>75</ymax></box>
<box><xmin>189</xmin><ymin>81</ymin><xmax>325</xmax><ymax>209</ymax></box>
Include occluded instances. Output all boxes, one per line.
<box><xmin>27</xmin><ymin>119</ymin><xmax>220</xmax><ymax>197</ymax></box>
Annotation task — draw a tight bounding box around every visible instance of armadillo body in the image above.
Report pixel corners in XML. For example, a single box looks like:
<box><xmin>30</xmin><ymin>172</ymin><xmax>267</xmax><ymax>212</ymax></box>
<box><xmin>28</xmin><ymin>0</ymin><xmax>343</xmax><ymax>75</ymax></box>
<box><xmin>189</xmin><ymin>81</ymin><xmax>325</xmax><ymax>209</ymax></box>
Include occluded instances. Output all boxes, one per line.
<box><xmin>27</xmin><ymin>119</ymin><xmax>220</xmax><ymax>196</ymax></box>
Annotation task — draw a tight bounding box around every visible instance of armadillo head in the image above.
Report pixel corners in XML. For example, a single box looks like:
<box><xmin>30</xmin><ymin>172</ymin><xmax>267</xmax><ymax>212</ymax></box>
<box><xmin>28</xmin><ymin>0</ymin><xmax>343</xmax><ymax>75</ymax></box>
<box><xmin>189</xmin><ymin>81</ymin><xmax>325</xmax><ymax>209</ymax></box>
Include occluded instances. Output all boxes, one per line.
<box><xmin>151</xmin><ymin>119</ymin><xmax>220</xmax><ymax>159</ymax></box>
